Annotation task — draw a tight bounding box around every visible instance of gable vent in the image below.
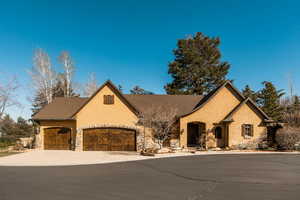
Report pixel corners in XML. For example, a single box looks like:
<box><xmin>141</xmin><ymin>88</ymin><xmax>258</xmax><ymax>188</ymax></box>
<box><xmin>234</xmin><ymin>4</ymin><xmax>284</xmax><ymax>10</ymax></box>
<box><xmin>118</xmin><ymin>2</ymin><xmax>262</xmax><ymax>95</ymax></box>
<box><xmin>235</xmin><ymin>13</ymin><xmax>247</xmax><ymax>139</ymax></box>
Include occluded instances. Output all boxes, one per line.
<box><xmin>104</xmin><ymin>95</ymin><xmax>114</xmax><ymax>105</ymax></box>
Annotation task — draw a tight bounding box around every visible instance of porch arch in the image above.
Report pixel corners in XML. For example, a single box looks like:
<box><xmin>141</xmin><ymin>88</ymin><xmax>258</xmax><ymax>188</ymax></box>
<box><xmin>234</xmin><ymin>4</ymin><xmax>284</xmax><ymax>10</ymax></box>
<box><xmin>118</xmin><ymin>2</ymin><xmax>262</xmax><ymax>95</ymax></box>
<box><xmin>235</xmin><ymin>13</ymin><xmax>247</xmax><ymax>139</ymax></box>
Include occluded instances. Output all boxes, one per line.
<box><xmin>187</xmin><ymin>122</ymin><xmax>206</xmax><ymax>148</ymax></box>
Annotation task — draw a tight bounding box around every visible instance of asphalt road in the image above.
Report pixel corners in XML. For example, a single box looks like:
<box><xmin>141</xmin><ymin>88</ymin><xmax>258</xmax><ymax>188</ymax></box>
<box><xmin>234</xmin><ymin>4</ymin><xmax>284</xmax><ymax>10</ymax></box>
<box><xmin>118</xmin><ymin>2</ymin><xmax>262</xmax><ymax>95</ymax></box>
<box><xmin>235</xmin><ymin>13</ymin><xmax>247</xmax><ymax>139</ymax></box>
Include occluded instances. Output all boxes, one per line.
<box><xmin>0</xmin><ymin>154</ymin><xmax>299</xmax><ymax>200</ymax></box>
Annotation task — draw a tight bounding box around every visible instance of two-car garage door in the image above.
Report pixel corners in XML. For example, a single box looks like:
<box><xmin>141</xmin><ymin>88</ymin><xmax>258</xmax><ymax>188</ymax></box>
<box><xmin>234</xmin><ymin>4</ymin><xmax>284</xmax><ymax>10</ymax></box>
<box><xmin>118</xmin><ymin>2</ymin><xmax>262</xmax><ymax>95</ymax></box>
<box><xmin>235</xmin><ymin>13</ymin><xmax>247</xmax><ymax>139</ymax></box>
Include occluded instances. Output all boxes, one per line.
<box><xmin>83</xmin><ymin>128</ymin><xmax>136</xmax><ymax>151</ymax></box>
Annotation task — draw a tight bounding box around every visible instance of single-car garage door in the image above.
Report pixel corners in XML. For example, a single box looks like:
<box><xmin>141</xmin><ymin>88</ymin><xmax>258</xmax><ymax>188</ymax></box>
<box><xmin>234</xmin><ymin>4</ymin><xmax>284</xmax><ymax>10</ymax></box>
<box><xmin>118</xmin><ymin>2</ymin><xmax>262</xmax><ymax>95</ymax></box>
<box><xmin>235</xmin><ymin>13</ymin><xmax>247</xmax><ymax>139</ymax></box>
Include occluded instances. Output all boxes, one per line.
<box><xmin>44</xmin><ymin>127</ymin><xmax>71</xmax><ymax>150</ymax></box>
<box><xmin>83</xmin><ymin>128</ymin><xmax>136</xmax><ymax>151</ymax></box>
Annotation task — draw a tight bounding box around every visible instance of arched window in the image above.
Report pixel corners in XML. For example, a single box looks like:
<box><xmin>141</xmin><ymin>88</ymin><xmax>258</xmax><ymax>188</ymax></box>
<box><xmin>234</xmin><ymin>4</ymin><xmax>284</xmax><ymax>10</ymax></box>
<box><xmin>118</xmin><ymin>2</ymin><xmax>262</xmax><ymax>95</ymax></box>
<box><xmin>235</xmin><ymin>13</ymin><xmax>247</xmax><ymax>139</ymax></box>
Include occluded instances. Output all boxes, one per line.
<box><xmin>215</xmin><ymin>127</ymin><xmax>222</xmax><ymax>139</ymax></box>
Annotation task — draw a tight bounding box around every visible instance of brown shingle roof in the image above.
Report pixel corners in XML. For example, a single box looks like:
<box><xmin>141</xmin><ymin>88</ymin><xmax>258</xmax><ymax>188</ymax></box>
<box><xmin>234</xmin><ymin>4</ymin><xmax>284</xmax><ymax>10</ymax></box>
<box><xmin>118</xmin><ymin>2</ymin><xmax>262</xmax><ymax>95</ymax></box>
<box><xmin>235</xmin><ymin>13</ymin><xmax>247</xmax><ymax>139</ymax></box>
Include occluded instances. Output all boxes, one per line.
<box><xmin>124</xmin><ymin>94</ymin><xmax>203</xmax><ymax>116</ymax></box>
<box><xmin>32</xmin><ymin>80</ymin><xmax>271</xmax><ymax>121</ymax></box>
<box><xmin>32</xmin><ymin>97</ymin><xmax>88</xmax><ymax>120</ymax></box>
<box><xmin>32</xmin><ymin>95</ymin><xmax>203</xmax><ymax>120</ymax></box>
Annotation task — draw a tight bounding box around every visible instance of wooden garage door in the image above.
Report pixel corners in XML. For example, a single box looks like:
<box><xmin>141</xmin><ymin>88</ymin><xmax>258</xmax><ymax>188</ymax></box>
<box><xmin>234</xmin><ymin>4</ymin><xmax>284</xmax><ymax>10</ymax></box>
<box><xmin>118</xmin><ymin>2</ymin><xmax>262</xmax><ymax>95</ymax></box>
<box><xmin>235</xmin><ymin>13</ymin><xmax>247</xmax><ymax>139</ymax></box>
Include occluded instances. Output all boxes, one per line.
<box><xmin>44</xmin><ymin>127</ymin><xmax>71</xmax><ymax>150</ymax></box>
<box><xmin>83</xmin><ymin>128</ymin><xmax>136</xmax><ymax>151</ymax></box>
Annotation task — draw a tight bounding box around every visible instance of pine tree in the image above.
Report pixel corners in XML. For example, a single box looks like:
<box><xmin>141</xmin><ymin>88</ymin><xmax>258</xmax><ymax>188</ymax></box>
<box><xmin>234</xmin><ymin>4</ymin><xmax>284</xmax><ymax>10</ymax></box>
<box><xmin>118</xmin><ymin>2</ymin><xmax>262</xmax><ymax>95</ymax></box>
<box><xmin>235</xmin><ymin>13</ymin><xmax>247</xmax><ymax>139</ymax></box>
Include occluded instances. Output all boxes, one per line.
<box><xmin>15</xmin><ymin>117</ymin><xmax>33</xmax><ymax>138</ymax></box>
<box><xmin>55</xmin><ymin>73</ymin><xmax>78</xmax><ymax>97</ymax></box>
<box><xmin>130</xmin><ymin>86</ymin><xmax>154</xmax><ymax>95</ymax></box>
<box><xmin>118</xmin><ymin>85</ymin><xmax>123</xmax><ymax>93</ymax></box>
<box><xmin>165</xmin><ymin>32</ymin><xmax>230</xmax><ymax>95</ymax></box>
<box><xmin>32</xmin><ymin>73</ymin><xmax>78</xmax><ymax>114</ymax></box>
<box><xmin>31</xmin><ymin>91</ymin><xmax>48</xmax><ymax>115</ymax></box>
<box><xmin>242</xmin><ymin>85</ymin><xmax>258</xmax><ymax>102</ymax></box>
<box><xmin>0</xmin><ymin>114</ymin><xmax>15</xmax><ymax>137</ymax></box>
<box><xmin>257</xmin><ymin>81</ymin><xmax>285</xmax><ymax>121</ymax></box>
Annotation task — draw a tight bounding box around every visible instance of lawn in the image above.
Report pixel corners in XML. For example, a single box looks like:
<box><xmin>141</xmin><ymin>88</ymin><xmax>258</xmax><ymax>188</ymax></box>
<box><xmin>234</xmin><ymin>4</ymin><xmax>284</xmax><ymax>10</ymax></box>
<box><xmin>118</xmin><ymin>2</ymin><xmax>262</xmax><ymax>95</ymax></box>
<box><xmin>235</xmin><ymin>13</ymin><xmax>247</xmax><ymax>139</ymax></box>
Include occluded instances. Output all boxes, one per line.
<box><xmin>0</xmin><ymin>152</ymin><xmax>19</xmax><ymax>157</ymax></box>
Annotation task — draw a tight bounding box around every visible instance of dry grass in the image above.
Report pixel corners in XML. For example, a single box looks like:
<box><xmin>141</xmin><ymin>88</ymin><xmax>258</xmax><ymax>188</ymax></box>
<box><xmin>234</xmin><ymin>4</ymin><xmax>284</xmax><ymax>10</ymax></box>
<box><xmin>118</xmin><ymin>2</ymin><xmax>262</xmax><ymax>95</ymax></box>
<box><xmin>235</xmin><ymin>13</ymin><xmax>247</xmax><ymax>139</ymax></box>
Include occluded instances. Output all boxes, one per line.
<box><xmin>0</xmin><ymin>152</ymin><xmax>19</xmax><ymax>157</ymax></box>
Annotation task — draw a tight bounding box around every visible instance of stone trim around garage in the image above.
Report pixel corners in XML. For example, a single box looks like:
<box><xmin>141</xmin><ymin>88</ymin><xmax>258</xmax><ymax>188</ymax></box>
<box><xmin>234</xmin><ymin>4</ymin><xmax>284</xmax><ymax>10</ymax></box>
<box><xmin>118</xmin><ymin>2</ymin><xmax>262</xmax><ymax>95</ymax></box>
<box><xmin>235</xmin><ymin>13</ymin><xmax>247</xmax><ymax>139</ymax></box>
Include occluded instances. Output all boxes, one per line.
<box><xmin>36</xmin><ymin>125</ymin><xmax>76</xmax><ymax>150</ymax></box>
<box><xmin>75</xmin><ymin>124</ymin><xmax>154</xmax><ymax>151</ymax></box>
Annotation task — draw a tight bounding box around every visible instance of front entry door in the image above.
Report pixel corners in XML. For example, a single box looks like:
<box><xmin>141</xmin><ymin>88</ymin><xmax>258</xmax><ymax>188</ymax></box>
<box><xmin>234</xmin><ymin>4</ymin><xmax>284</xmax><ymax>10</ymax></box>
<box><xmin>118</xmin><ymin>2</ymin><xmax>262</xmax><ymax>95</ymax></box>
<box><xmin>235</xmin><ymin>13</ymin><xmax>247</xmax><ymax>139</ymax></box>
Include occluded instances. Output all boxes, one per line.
<box><xmin>187</xmin><ymin>123</ymin><xmax>206</xmax><ymax>147</ymax></box>
<box><xmin>215</xmin><ymin>126</ymin><xmax>225</xmax><ymax>148</ymax></box>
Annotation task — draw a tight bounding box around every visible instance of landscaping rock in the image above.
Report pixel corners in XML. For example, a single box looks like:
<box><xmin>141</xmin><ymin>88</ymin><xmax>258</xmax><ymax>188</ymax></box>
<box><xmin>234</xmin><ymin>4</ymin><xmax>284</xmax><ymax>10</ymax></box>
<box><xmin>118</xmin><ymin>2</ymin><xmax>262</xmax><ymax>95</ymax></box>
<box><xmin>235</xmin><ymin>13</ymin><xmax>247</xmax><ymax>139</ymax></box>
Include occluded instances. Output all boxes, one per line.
<box><xmin>156</xmin><ymin>147</ymin><xmax>171</xmax><ymax>154</ymax></box>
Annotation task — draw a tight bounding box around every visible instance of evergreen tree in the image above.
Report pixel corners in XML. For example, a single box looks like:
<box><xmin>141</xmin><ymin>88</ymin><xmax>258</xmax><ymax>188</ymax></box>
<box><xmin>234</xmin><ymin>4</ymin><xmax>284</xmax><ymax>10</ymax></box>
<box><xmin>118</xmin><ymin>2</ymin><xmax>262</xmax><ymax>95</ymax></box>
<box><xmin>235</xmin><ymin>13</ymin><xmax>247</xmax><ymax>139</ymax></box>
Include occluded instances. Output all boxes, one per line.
<box><xmin>32</xmin><ymin>73</ymin><xmax>79</xmax><ymax>114</ymax></box>
<box><xmin>165</xmin><ymin>32</ymin><xmax>230</xmax><ymax>95</ymax></box>
<box><xmin>118</xmin><ymin>85</ymin><xmax>123</xmax><ymax>93</ymax></box>
<box><xmin>0</xmin><ymin>114</ymin><xmax>15</xmax><ymax>138</ymax></box>
<box><xmin>242</xmin><ymin>85</ymin><xmax>258</xmax><ymax>102</ymax></box>
<box><xmin>257</xmin><ymin>81</ymin><xmax>285</xmax><ymax>121</ymax></box>
<box><xmin>130</xmin><ymin>86</ymin><xmax>154</xmax><ymax>95</ymax></box>
<box><xmin>55</xmin><ymin>73</ymin><xmax>78</xmax><ymax>97</ymax></box>
<box><xmin>31</xmin><ymin>91</ymin><xmax>47</xmax><ymax>115</ymax></box>
<box><xmin>0</xmin><ymin>115</ymin><xmax>33</xmax><ymax>144</ymax></box>
<box><xmin>15</xmin><ymin>117</ymin><xmax>33</xmax><ymax>138</ymax></box>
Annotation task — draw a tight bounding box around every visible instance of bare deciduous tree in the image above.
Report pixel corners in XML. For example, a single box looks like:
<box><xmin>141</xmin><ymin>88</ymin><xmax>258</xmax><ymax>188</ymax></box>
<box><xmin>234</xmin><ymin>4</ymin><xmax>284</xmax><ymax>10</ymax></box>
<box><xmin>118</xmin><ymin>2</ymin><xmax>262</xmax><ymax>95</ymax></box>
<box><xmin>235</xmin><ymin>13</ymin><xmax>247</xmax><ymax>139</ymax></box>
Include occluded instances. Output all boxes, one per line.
<box><xmin>84</xmin><ymin>73</ymin><xmax>98</xmax><ymax>97</ymax></box>
<box><xmin>28</xmin><ymin>48</ymin><xmax>56</xmax><ymax>105</ymax></box>
<box><xmin>59</xmin><ymin>51</ymin><xmax>74</xmax><ymax>97</ymax></box>
<box><xmin>137</xmin><ymin>105</ymin><xmax>178</xmax><ymax>149</ymax></box>
<box><xmin>0</xmin><ymin>76</ymin><xmax>20</xmax><ymax>119</ymax></box>
<box><xmin>287</xmin><ymin>72</ymin><xmax>294</xmax><ymax>98</ymax></box>
<box><xmin>276</xmin><ymin>126</ymin><xmax>300</xmax><ymax>150</ymax></box>
<box><xmin>281</xmin><ymin>95</ymin><xmax>300</xmax><ymax>127</ymax></box>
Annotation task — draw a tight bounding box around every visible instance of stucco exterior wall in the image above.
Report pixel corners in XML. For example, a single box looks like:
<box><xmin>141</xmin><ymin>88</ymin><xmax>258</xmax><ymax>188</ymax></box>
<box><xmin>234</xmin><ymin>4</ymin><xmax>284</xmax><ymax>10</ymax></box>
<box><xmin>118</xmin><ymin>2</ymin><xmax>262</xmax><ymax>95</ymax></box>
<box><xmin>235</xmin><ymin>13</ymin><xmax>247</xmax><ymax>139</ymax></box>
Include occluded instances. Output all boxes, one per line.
<box><xmin>36</xmin><ymin>85</ymin><xmax>155</xmax><ymax>152</ymax></box>
<box><xmin>36</xmin><ymin>120</ymin><xmax>76</xmax><ymax>150</ymax></box>
<box><xmin>35</xmin><ymin>83</ymin><xmax>268</xmax><ymax>151</ymax></box>
<box><xmin>75</xmin><ymin>85</ymin><xmax>138</xmax><ymax>128</ymax></box>
<box><xmin>180</xmin><ymin>85</ymin><xmax>241</xmax><ymax>148</ymax></box>
<box><xmin>228</xmin><ymin>102</ymin><xmax>267</xmax><ymax>146</ymax></box>
<box><xmin>74</xmin><ymin>85</ymin><xmax>153</xmax><ymax>151</ymax></box>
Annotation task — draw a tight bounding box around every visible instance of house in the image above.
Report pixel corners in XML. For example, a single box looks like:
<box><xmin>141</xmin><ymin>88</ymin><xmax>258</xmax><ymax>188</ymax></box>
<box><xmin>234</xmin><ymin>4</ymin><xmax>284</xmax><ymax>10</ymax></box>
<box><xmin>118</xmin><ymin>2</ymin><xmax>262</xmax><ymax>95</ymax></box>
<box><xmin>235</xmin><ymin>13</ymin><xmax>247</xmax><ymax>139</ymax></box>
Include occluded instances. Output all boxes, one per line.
<box><xmin>32</xmin><ymin>80</ymin><xmax>274</xmax><ymax>151</ymax></box>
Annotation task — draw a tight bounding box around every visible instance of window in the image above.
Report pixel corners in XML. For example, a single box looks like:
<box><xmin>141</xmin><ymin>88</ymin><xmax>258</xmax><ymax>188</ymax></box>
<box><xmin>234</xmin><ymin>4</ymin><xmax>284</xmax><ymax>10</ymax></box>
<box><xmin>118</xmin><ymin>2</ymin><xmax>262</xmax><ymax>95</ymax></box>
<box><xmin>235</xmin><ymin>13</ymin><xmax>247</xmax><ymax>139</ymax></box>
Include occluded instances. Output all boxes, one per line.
<box><xmin>103</xmin><ymin>95</ymin><xmax>114</xmax><ymax>105</ymax></box>
<box><xmin>215</xmin><ymin>127</ymin><xmax>222</xmax><ymax>139</ymax></box>
<box><xmin>242</xmin><ymin>124</ymin><xmax>253</xmax><ymax>138</ymax></box>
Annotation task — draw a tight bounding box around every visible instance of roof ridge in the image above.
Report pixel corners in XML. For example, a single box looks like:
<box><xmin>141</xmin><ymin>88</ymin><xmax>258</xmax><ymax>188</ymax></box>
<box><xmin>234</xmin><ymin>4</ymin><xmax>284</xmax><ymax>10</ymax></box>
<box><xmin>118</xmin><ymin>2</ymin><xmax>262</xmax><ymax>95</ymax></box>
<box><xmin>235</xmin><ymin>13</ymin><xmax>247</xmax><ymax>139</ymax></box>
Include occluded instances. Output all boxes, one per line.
<box><xmin>124</xmin><ymin>94</ymin><xmax>202</xmax><ymax>96</ymax></box>
<box><xmin>179</xmin><ymin>80</ymin><xmax>245</xmax><ymax>117</ymax></box>
<box><xmin>223</xmin><ymin>99</ymin><xmax>248</xmax><ymax>122</ymax></box>
<box><xmin>53</xmin><ymin>96</ymin><xmax>87</xmax><ymax>99</ymax></box>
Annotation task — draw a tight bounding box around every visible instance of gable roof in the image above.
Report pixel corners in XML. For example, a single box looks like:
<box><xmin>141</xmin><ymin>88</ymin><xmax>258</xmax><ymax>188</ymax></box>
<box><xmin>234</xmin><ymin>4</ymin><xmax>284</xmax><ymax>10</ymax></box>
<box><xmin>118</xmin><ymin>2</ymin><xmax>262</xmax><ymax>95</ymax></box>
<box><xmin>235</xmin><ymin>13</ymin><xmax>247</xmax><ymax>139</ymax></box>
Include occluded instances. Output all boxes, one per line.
<box><xmin>180</xmin><ymin>81</ymin><xmax>244</xmax><ymax>117</ymax></box>
<box><xmin>70</xmin><ymin>80</ymin><xmax>139</xmax><ymax>117</ymax></box>
<box><xmin>222</xmin><ymin>98</ymin><xmax>248</xmax><ymax>122</ymax></box>
<box><xmin>222</xmin><ymin>97</ymin><xmax>271</xmax><ymax>122</ymax></box>
<box><xmin>32</xmin><ymin>94</ymin><xmax>203</xmax><ymax>121</ymax></box>
<box><xmin>180</xmin><ymin>80</ymin><xmax>271</xmax><ymax>121</ymax></box>
<box><xmin>32</xmin><ymin>80</ymin><xmax>271</xmax><ymax>122</ymax></box>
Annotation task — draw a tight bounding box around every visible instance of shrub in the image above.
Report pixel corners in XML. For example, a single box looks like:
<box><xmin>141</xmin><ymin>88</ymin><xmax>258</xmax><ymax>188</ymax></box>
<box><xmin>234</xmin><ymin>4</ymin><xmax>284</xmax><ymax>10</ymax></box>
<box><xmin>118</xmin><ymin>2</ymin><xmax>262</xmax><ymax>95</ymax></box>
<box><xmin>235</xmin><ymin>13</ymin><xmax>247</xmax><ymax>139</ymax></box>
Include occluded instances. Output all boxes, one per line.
<box><xmin>232</xmin><ymin>140</ymin><xmax>259</xmax><ymax>150</ymax></box>
<box><xmin>0</xmin><ymin>137</ymin><xmax>15</xmax><ymax>150</ymax></box>
<box><xmin>276</xmin><ymin>127</ymin><xmax>300</xmax><ymax>150</ymax></box>
<box><xmin>231</xmin><ymin>132</ymin><xmax>268</xmax><ymax>150</ymax></box>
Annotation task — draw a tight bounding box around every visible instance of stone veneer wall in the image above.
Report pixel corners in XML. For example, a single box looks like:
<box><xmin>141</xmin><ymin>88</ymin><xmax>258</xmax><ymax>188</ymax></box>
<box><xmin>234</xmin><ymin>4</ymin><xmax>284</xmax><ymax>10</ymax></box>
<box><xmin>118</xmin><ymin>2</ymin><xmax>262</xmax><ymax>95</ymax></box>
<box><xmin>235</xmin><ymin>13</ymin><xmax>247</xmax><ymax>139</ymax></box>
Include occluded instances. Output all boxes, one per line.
<box><xmin>75</xmin><ymin>124</ymin><xmax>155</xmax><ymax>151</ymax></box>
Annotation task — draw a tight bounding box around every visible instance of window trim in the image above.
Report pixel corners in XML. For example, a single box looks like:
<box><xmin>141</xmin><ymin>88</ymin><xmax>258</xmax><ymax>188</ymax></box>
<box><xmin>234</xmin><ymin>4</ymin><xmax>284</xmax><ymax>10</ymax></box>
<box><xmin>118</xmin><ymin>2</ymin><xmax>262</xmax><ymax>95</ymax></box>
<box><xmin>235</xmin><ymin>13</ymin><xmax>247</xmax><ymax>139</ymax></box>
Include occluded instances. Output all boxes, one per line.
<box><xmin>242</xmin><ymin>124</ymin><xmax>253</xmax><ymax>138</ymax></box>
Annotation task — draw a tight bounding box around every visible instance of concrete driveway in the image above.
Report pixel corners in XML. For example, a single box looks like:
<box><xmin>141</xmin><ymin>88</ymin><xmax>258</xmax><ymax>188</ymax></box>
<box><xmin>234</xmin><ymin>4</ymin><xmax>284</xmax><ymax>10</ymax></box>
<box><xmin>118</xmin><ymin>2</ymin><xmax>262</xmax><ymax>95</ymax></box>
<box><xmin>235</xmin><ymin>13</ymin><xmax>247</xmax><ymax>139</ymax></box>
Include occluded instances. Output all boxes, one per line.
<box><xmin>0</xmin><ymin>150</ymin><xmax>298</xmax><ymax>166</ymax></box>
<box><xmin>0</xmin><ymin>150</ymin><xmax>195</xmax><ymax>166</ymax></box>
<box><xmin>0</xmin><ymin>154</ymin><xmax>299</xmax><ymax>200</ymax></box>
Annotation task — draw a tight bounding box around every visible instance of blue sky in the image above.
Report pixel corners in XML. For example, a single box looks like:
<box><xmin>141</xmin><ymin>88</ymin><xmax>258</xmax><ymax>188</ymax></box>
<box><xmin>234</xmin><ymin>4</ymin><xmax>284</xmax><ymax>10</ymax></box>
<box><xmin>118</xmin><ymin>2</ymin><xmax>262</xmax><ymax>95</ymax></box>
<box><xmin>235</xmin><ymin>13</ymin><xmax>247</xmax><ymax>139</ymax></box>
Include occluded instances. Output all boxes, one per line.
<box><xmin>1</xmin><ymin>0</ymin><xmax>300</xmax><ymax>119</ymax></box>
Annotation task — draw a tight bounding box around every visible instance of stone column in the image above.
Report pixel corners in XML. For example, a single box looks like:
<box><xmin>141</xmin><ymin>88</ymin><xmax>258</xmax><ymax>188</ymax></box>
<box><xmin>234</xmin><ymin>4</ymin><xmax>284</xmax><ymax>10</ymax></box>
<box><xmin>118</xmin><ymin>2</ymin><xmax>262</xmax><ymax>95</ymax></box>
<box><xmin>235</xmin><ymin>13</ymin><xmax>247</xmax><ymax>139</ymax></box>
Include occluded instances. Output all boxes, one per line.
<box><xmin>75</xmin><ymin>128</ymin><xmax>83</xmax><ymax>151</ymax></box>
